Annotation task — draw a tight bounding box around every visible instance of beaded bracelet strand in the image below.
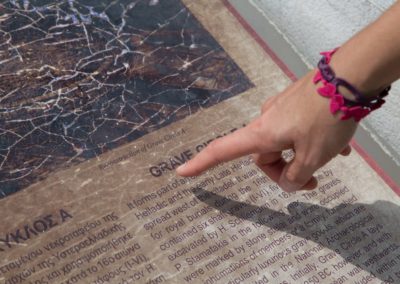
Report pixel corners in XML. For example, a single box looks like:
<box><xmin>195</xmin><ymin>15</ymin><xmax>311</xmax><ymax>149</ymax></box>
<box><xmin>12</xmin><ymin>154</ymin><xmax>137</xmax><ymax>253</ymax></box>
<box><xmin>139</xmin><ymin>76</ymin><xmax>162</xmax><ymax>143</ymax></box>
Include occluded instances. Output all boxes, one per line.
<box><xmin>313</xmin><ymin>48</ymin><xmax>390</xmax><ymax>122</ymax></box>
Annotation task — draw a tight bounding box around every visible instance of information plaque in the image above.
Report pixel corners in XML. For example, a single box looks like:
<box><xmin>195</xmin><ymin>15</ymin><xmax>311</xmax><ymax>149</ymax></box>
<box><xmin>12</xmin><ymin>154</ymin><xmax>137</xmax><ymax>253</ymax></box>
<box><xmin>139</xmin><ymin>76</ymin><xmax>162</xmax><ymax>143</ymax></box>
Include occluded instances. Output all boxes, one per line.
<box><xmin>1</xmin><ymin>1</ymin><xmax>399</xmax><ymax>283</ymax></box>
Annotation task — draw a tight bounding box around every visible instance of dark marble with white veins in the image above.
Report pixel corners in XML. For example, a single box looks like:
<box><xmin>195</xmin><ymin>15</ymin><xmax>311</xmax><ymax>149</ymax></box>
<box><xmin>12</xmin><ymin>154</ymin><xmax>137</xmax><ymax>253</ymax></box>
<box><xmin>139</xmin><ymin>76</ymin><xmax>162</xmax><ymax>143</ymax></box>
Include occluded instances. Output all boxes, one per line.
<box><xmin>0</xmin><ymin>0</ymin><xmax>253</xmax><ymax>197</ymax></box>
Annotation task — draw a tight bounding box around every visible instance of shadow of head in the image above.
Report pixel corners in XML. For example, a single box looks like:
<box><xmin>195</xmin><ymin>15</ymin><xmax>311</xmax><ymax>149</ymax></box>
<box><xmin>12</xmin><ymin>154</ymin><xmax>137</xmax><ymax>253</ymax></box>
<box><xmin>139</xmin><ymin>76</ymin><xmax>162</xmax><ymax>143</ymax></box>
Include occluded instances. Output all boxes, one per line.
<box><xmin>192</xmin><ymin>187</ymin><xmax>400</xmax><ymax>282</ymax></box>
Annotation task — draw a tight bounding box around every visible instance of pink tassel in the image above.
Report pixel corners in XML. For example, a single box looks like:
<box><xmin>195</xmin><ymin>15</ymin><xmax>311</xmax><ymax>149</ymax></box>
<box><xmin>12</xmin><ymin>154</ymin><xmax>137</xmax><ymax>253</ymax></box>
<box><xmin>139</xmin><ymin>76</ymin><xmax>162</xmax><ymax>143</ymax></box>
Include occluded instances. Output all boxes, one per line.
<box><xmin>320</xmin><ymin>48</ymin><xmax>338</xmax><ymax>63</ymax></box>
<box><xmin>340</xmin><ymin>106</ymin><xmax>370</xmax><ymax>122</ymax></box>
<box><xmin>313</xmin><ymin>71</ymin><xmax>323</xmax><ymax>83</ymax></box>
<box><xmin>317</xmin><ymin>83</ymin><xmax>336</xmax><ymax>98</ymax></box>
<box><xmin>330</xmin><ymin>94</ymin><xmax>344</xmax><ymax>113</ymax></box>
<box><xmin>370</xmin><ymin>99</ymin><xmax>385</xmax><ymax>110</ymax></box>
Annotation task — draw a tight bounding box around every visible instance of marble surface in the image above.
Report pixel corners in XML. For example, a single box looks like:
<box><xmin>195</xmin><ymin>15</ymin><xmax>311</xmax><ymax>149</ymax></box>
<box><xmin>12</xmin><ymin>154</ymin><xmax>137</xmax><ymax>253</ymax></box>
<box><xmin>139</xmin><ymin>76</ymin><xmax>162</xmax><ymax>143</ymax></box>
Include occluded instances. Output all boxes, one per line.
<box><xmin>0</xmin><ymin>1</ymin><xmax>400</xmax><ymax>283</ymax></box>
<box><xmin>0</xmin><ymin>0</ymin><xmax>252</xmax><ymax>197</ymax></box>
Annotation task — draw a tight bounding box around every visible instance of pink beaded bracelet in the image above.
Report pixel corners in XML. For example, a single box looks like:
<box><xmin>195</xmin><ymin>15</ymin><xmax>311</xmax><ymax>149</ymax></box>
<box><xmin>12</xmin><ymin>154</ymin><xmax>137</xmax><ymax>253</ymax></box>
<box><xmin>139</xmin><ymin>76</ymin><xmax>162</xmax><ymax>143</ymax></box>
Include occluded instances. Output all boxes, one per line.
<box><xmin>313</xmin><ymin>48</ymin><xmax>390</xmax><ymax>122</ymax></box>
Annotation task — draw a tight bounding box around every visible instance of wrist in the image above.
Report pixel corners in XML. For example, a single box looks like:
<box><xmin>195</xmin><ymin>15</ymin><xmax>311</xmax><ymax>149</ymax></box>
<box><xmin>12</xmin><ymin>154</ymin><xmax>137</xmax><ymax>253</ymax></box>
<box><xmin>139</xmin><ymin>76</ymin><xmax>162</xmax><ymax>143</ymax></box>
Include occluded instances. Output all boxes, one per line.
<box><xmin>313</xmin><ymin>48</ymin><xmax>389</xmax><ymax>122</ymax></box>
<box><xmin>329</xmin><ymin>48</ymin><xmax>385</xmax><ymax>99</ymax></box>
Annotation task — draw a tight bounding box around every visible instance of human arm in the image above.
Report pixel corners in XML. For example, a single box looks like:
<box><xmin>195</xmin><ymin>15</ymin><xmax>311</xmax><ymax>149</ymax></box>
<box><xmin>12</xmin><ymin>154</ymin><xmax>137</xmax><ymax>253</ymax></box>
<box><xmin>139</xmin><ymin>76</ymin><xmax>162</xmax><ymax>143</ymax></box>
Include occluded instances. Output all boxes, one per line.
<box><xmin>176</xmin><ymin>1</ymin><xmax>400</xmax><ymax>192</ymax></box>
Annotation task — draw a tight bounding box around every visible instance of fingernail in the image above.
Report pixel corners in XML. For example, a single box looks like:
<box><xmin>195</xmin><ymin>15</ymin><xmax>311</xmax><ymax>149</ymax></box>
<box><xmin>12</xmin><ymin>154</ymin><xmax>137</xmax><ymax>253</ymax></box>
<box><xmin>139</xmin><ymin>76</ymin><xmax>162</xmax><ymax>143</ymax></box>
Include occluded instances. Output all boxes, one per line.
<box><xmin>176</xmin><ymin>163</ymin><xmax>187</xmax><ymax>174</ymax></box>
<box><xmin>279</xmin><ymin>178</ymin><xmax>300</xmax><ymax>192</ymax></box>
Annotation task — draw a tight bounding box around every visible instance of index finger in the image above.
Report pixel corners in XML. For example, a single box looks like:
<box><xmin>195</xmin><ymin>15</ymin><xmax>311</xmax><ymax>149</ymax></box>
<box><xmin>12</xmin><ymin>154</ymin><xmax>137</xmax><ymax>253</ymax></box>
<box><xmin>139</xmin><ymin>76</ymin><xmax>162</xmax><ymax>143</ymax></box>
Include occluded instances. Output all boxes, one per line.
<box><xmin>176</xmin><ymin>120</ymin><xmax>262</xmax><ymax>177</ymax></box>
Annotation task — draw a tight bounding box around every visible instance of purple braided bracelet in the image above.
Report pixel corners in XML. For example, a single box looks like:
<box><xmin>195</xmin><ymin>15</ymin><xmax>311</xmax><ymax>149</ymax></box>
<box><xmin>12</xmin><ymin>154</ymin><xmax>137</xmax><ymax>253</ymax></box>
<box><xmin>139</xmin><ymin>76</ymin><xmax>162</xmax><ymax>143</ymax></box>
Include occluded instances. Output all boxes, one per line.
<box><xmin>313</xmin><ymin>48</ymin><xmax>390</xmax><ymax>121</ymax></box>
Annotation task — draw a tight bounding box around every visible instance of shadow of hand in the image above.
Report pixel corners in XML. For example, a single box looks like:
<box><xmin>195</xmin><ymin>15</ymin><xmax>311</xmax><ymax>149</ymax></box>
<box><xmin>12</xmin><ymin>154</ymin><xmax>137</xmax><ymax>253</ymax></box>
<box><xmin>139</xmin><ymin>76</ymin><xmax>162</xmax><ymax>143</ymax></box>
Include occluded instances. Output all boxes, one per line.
<box><xmin>193</xmin><ymin>188</ymin><xmax>400</xmax><ymax>282</ymax></box>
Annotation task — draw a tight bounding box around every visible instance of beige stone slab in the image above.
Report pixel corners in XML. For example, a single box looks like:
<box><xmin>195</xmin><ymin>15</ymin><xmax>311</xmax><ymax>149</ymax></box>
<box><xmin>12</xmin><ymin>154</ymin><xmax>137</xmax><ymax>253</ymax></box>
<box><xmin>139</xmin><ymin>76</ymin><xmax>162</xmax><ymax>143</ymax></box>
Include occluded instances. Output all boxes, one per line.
<box><xmin>1</xmin><ymin>1</ymin><xmax>399</xmax><ymax>284</ymax></box>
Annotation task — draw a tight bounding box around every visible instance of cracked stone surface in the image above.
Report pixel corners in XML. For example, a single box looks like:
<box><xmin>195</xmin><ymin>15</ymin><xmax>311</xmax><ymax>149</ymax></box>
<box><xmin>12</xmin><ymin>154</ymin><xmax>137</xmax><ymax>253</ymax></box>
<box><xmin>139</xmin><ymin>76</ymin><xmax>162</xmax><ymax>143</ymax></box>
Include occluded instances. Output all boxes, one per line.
<box><xmin>0</xmin><ymin>0</ymin><xmax>253</xmax><ymax>197</ymax></box>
